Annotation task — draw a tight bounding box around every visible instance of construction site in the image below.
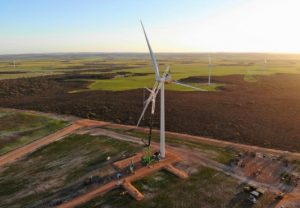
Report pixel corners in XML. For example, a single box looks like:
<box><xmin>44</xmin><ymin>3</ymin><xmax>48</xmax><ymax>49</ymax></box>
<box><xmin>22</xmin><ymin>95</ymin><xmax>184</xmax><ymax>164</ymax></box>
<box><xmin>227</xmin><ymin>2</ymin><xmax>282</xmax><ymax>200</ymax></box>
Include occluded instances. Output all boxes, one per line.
<box><xmin>0</xmin><ymin>29</ymin><xmax>299</xmax><ymax>206</ymax></box>
<box><xmin>1</xmin><ymin>108</ymin><xmax>300</xmax><ymax>207</ymax></box>
<box><xmin>1</xmin><ymin>4</ymin><xmax>300</xmax><ymax>207</ymax></box>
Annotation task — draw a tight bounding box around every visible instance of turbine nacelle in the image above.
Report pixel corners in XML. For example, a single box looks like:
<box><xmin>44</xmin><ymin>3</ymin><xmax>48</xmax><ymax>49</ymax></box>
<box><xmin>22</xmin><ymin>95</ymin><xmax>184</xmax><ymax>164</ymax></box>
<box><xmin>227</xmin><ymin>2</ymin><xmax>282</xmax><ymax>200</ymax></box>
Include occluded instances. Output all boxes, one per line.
<box><xmin>163</xmin><ymin>74</ymin><xmax>172</xmax><ymax>84</ymax></box>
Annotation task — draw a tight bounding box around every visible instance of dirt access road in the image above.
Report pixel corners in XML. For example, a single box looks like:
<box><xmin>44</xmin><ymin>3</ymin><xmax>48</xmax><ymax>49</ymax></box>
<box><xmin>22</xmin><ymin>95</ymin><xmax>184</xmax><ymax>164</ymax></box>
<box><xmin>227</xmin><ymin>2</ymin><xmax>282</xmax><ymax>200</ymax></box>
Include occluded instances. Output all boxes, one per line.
<box><xmin>1</xmin><ymin>113</ymin><xmax>299</xmax><ymax>206</ymax></box>
<box><xmin>0</xmin><ymin>119</ymin><xmax>107</xmax><ymax>167</ymax></box>
<box><xmin>275</xmin><ymin>192</ymin><xmax>300</xmax><ymax>208</ymax></box>
<box><xmin>107</xmin><ymin>122</ymin><xmax>300</xmax><ymax>162</ymax></box>
<box><xmin>2</xmin><ymin>110</ymin><xmax>300</xmax><ymax>168</ymax></box>
<box><xmin>81</xmin><ymin>127</ymin><xmax>291</xmax><ymax>193</ymax></box>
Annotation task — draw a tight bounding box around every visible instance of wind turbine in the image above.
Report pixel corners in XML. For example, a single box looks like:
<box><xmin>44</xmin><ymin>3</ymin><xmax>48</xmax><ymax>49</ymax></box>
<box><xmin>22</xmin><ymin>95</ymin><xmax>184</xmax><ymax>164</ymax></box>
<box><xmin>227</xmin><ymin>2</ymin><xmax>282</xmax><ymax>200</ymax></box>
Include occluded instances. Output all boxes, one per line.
<box><xmin>208</xmin><ymin>54</ymin><xmax>212</xmax><ymax>86</ymax></box>
<box><xmin>264</xmin><ymin>56</ymin><xmax>267</xmax><ymax>74</ymax></box>
<box><xmin>264</xmin><ymin>57</ymin><xmax>267</xmax><ymax>65</ymax></box>
<box><xmin>137</xmin><ymin>22</ymin><xmax>207</xmax><ymax>158</ymax></box>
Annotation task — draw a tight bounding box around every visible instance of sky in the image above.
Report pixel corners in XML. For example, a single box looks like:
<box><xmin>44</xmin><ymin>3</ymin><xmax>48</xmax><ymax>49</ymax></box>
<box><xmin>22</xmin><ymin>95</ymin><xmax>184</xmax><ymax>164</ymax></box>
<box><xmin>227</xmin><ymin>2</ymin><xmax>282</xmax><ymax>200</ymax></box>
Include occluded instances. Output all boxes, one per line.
<box><xmin>1</xmin><ymin>0</ymin><xmax>300</xmax><ymax>54</ymax></box>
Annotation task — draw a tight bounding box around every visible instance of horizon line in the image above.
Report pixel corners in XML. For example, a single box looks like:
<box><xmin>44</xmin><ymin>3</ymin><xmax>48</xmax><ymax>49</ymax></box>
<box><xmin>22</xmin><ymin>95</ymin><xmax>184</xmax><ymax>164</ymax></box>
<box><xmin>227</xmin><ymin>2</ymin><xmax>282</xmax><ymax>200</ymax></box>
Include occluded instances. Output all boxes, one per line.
<box><xmin>1</xmin><ymin>51</ymin><xmax>300</xmax><ymax>56</ymax></box>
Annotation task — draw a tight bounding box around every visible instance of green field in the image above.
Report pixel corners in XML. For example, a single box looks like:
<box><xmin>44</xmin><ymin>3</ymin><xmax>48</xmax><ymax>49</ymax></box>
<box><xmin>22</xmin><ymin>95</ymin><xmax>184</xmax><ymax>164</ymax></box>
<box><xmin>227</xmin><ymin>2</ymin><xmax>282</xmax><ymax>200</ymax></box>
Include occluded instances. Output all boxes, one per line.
<box><xmin>70</xmin><ymin>57</ymin><xmax>300</xmax><ymax>91</ymax></box>
<box><xmin>1</xmin><ymin>53</ymin><xmax>300</xmax><ymax>92</ymax></box>
<box><xmin>0</xmin><ymin>109</ymin><xmax>68</xmax><ymax>155</ymax></box>
<box><xmin>0</xmin><ymin>134</ymin><xmax>141</xmax><ymax>207</ymax></box>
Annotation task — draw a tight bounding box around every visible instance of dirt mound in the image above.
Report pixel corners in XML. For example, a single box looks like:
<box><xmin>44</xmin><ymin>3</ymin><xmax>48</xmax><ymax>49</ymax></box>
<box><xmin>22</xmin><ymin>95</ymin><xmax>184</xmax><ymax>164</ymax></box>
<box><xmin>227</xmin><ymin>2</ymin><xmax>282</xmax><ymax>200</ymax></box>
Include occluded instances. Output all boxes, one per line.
<box><xmin>0</xmin><ymin>74</ymin><xmax>300</xmax><ymax>152</ymax></box>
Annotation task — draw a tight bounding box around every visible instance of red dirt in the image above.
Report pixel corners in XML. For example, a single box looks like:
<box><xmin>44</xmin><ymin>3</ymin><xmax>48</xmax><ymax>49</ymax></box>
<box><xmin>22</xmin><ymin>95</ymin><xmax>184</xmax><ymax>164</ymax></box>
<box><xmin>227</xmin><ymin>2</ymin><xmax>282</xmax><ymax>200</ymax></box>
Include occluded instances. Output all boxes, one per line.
<box><xmin>275</xmin><ymin>192</ymin><xmax>300</xmax><ymax>208</ymax></box>
<box><xmin>122</xmin><ymin>180</ymin><xmax>144</xmax><ymax>201</ymax></box>
<box><xmin>238</xmin><ymin>156</ymin><xmax>281</xmax><ymax>184</ymax></box>
<box><xmin>113</xmin><ymin>152</ymin><xmax>145</xmax><ymax>170</ymax></box>
<box><xmin>0</xmin><ymin>74</ymin><xmax>300</xmax><ymax>152</ymax></box>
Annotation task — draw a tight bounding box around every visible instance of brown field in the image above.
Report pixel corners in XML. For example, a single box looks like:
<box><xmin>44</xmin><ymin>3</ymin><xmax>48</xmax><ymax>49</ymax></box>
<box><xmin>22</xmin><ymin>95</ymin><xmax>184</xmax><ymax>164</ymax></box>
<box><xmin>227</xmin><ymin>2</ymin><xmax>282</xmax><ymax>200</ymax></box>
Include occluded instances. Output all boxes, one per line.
<box><xmin>0</xmin><ymin>72</ymin><xmax>299</xmax><ymax>152</ymax></box>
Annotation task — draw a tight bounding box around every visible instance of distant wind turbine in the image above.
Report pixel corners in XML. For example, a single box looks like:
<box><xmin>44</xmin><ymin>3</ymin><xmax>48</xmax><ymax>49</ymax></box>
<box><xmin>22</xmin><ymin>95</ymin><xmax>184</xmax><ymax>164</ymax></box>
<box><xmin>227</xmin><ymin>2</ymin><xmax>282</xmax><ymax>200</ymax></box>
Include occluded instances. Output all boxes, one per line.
<box><xmin>208</xmin><ymin>54</ymin><xmax>212</xmax><ymax>86</ymax></box>
<box><xmin>264</xmin><ymin>57</ymin><xmax>267</xmax><ymax>65</ymax></box>
<box><xmin>263</xmin><ymin>56</ymin><xmax>268</xmax><ymax>75</ymax></box>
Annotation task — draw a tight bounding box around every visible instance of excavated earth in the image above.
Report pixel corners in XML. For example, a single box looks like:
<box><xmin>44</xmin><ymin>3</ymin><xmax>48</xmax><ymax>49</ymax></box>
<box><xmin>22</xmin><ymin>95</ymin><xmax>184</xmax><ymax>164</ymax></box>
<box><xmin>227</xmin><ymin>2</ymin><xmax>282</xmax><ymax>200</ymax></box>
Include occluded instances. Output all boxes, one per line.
<box><xmin>0</xmin><ymin>73</ymin><xmax>300</xmax><ymax>152</ymax></box>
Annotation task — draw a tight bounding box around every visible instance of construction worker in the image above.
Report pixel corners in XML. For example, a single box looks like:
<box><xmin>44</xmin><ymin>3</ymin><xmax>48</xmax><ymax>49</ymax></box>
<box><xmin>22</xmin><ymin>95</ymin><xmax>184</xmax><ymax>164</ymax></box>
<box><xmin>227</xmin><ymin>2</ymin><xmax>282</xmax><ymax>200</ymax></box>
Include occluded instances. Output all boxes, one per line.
<box><xmin>154</xmin><ymin>151</ymin><xmax>161</xmax><ymax>161</ymax></box>
<box><xmin>129</xmin><ymin>159</ymin><xmax>135</xmax><ymax>174</ymax></box>
<box><xmin>116</xmin><ymin>172</ymin><xmax>122</xmax><ymax>186</ymax></box>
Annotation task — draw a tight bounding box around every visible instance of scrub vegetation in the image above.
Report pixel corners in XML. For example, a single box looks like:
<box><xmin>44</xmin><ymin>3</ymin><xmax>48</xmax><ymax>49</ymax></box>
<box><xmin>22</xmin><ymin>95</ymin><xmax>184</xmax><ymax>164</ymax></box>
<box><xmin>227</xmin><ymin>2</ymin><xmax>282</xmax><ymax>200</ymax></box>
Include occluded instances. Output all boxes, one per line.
<box><xmin>0</xmin><ymin>134</ymin><xmax>141</xmax><ymax>207</ymax></box>
<box><xmin>0</xmin><ymin>109</ymin><xmax>68</xmax><ymax>155</ymax></box>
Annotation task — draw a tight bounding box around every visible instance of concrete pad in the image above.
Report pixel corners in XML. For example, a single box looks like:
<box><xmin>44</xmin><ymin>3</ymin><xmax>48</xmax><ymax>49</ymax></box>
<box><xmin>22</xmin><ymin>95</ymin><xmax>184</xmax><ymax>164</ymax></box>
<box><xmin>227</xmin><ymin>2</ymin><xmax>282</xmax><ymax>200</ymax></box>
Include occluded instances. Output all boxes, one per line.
<box><xmin>122</xmin><ymin>180</ymin><xmax>144</xmax><ymax>201</ymax></box>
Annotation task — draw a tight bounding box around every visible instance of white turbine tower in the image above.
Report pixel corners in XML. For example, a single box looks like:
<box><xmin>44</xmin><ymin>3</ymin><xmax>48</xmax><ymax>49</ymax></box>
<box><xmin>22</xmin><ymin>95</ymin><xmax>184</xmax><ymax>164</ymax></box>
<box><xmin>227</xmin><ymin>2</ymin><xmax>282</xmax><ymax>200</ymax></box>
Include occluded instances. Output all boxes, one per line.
<box><xmin>264</xmin><ymin>57</ymin><xmax>267</xmax><ymax>65</ymax></box>
<box><xmin>264</xmin><ymin>56</ymin><xmax>267</xmax><ymax>73</ymax></box>
<box><xmin>208</xmin><ymin>54</ymin><xmax>212</xmax><ymax>86</ymax></box>
<box><xmin>137</xmin><ymin>22</ymin><xmax>207</xmax><ymax>158</ymax></box>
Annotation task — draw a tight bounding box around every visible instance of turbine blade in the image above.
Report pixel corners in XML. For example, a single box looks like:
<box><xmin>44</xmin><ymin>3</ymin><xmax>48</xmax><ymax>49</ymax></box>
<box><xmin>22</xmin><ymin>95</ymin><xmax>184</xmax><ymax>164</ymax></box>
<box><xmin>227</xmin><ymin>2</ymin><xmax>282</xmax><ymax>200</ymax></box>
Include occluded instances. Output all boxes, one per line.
<box><xmin>151</xmin><ymin>80</ymin><xmax>159</xmax><ymax>94</ymax></box>
<box><xmin>141</xmin><ymin>21</ymin><xmax>161</xmax><ymax>81</ymax></box>
<box><xmin>172</xmin><ymin>81</ymin><xmax>207</xmax><ymax>91</ymax></box>
<box><xmin>137</xmin><ymin>93</ymin><xmax>154</xmax><ymax>127</ymax></box>
<box><xmin>151</xmin><ymin>81</ymin><xmax>164</xmax><ymax>114</ymax></box>
<box><xmin>136</xmin><ymin>81</ymin><xmax>161</xmax><ymax>127</ymax></box>
<box><xmin>145</xmin><ymin>87</ymin><xmax>152</xmax><ymax>93</ymax></box>
<box><xmin>151</xmin><ymin>96</ymin><xmax>156</xmax><ymax>114</ymax></box>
